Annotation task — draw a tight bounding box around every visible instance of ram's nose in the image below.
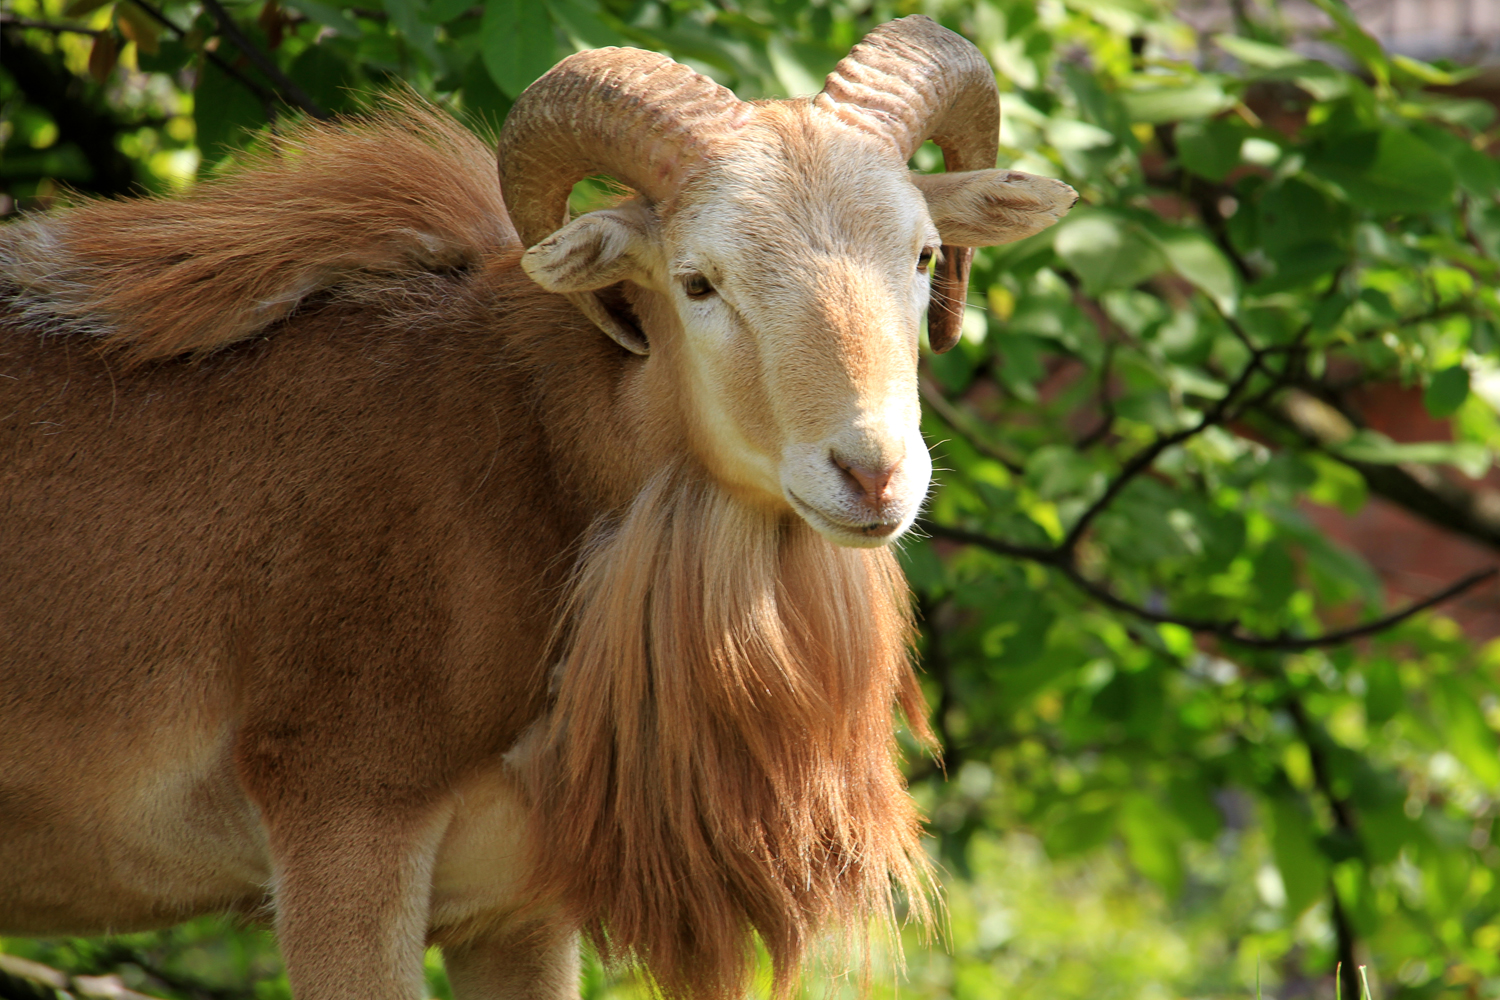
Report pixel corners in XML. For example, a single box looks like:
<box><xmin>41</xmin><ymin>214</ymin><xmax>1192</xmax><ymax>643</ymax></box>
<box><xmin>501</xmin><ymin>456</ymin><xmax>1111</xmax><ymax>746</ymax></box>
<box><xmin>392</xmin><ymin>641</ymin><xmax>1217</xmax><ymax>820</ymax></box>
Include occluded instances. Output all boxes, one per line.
<box><xmin>831</xmin><ymin>454</ymin><xmax>898</xmax><ymax>508</ymax></box>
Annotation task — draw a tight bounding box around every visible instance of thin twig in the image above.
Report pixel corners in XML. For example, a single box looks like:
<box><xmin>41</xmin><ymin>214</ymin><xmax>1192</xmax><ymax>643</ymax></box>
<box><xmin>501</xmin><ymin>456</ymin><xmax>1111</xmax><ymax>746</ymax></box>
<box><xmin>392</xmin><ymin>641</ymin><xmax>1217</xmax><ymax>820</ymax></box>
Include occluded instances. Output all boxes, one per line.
<box><xmin>919</xmin><ymin>521</ymin><xmax>1059</xmax><ymax>565</ymax></box>
<box><xmin>0</xmin><ymin>15</ymin><xmax>104</xmax><ymax>36</ymax></box>
<box><xmin>918</xmin><ymin>375</ymin><xmax>1025</xmax><ymax>474</ymax></box>
<box><xmin>916</xmin><ymin>595</ymin><xmax>958</xmax><ymax>774</ymax></box>
<box><xmin>1075</xmin><ymin>335</ymin><xmax>1118</xmax><ymax>449</ymax></box>
<box><xmin>196</xmin><ymin>0</ymin><xmax>329</xmax><ymax>119</ymax></box>
<box><xmin>1059</xmin><ymin>349</ymin><xmax>1264</xmax><ymax>552</ymax></box>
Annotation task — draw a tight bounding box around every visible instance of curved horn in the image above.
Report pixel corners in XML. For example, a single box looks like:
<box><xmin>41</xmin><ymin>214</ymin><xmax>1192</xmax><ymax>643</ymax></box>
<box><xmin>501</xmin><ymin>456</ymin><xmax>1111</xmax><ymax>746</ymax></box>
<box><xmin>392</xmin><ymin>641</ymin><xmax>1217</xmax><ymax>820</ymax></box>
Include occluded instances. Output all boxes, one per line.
<box><xmin>815</xmin><ymin>16</ymin><xmax>1000</xmax><ymax>354</ymax></box>
<box><xmin>499</xmin><ymin>49</ymin><xmax>750</xmax><ymax>352</ymax></box>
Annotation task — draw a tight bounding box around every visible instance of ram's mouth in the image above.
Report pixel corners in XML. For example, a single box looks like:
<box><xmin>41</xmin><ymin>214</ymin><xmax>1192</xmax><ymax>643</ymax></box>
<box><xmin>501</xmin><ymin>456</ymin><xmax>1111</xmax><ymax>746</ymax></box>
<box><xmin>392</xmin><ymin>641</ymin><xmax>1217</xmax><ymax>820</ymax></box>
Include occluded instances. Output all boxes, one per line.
<box><xmin>786</xmin><ymin>490</ymin><xmax>902</xmax><ymax>547</ymax></box>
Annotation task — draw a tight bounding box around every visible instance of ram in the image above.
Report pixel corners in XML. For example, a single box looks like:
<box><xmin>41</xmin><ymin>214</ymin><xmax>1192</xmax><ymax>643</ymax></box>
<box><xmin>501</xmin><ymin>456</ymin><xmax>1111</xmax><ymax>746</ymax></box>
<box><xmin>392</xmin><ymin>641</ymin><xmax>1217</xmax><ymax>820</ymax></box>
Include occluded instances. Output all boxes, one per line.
<box><xmin>0</xmin><ymin>16</ymin><xmax>1074</xmax><ymax>999</ymax></box>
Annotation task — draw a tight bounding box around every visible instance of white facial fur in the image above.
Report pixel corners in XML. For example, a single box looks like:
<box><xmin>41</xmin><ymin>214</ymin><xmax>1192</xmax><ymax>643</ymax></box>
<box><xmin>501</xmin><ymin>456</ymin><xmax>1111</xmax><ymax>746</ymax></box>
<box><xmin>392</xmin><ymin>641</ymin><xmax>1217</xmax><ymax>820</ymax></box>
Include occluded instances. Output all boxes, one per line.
<box><xmin>521</xmin><ymin>101</ymin><xmax>1077</xmax><ymax>548</ymax></box>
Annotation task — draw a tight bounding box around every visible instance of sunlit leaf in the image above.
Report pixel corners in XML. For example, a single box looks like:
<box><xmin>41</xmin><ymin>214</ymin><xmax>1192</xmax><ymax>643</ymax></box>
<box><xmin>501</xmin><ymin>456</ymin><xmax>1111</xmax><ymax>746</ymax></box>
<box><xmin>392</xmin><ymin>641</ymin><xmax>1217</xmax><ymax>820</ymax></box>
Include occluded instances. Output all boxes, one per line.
<box><xmin>1121</xmin><ymin>81</ymin><xmax>1234</xmax><ymax>125</ymax></box>
<box><xmin>1151</xmin><ymin>226</ymin><xmax>1239</xmax><ymax>313</ymax></box>
<box><xmin>1338</xmin><ymin>431</ymin><xmax>1489</xmax><ymax>478</ymax></box>
<box><xmin>1054</xmin><ymin>209</ymin><xmax>1166</xmax><ymax>295</ymax></box>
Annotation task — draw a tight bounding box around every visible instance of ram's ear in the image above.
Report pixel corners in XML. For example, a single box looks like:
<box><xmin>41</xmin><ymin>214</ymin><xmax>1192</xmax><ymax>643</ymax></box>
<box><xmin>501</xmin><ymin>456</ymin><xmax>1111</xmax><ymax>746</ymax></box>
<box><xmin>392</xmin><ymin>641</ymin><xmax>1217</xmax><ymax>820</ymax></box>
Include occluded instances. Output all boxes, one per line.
<box><xmin>912</xmin><ymin>169</ymin><xmax>1078</xmax><ymax>247</ymax></box>
<box><xmin>521</xmin><ymin>203</ymin><xmax>661</xmax><ymax>355</ymax></box>
<box><xmin>521</xmin><ymin>204</ymin><xmax>659</xmax><ymax>293</ymax></box>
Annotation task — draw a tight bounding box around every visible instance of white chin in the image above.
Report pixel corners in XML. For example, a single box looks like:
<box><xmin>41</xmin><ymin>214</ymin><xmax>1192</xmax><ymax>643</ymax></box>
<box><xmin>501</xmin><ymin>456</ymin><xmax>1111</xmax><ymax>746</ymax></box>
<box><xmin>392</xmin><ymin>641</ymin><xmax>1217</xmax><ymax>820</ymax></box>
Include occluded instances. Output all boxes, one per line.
<box><xmin>786</xmin><ymin>492</ymin><xmax>911</xmax><ymax>549</ymax></box>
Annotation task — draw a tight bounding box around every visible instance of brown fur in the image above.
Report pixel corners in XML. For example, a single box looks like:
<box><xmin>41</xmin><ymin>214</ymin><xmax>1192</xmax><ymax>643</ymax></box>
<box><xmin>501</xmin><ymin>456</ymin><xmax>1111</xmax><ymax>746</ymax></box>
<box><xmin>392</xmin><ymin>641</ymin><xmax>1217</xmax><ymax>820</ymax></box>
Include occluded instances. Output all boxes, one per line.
<box><xmin>0</xmin><ymin>101</ymin><xmax>515</xmax><ymax>361</ymax></box>
<box><xmin>0</xmin><ymin>102</ymin><xmax>932</xmax><ymax>1000</ymax></box>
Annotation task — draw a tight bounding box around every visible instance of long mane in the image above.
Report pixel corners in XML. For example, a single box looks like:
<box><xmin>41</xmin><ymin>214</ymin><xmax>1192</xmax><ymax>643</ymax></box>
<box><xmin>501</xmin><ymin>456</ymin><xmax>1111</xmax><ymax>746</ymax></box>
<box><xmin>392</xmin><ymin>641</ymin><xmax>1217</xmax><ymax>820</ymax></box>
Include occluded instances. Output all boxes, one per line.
<box><xmin>0</xmin><ymin>100</ymin><xmax>514</xmax><ymax>361</ymax></box>
<box><xmin>519</xmin><ymin>461</ymin><xmax>934</xmax><ymax>999</ymax></box>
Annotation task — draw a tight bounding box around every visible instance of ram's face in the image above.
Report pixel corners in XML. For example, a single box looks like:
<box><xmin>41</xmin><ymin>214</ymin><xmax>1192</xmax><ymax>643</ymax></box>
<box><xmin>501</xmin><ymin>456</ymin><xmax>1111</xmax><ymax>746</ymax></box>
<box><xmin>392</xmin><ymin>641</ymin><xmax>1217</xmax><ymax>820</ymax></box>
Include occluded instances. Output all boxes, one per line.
<box><xmin>521</xmin><ymin>103</ymin><xmax>1074</xmax><ymax>548</ymax></box>
<box><xmin>651</xmin><ymin>111</ymin><xmax>932</xmax><ymax>547</ymax></box>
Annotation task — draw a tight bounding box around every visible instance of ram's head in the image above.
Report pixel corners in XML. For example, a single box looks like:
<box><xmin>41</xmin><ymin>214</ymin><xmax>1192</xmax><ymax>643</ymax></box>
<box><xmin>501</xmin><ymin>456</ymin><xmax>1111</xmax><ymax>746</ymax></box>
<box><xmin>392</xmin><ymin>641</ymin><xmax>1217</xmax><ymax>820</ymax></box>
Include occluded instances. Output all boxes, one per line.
<box><xmin>503</xmin><ymin>15</ymin><xmax>1076</xmax><ymax>547</ymax></box>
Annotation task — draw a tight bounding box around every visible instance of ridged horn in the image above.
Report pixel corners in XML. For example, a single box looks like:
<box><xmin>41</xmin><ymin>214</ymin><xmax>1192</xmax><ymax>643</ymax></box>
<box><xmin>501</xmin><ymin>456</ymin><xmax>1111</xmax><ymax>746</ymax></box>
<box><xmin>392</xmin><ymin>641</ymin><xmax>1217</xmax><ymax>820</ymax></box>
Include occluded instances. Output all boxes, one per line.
<box><xmin>499</xmin><ymin>48</ymin><xmax>750</xmax><ymax>353</ymax></box>
<box><xmin>815</xmin><ymin>16</ymin><xmax>1001</xmax><ymax>353</ymax></box>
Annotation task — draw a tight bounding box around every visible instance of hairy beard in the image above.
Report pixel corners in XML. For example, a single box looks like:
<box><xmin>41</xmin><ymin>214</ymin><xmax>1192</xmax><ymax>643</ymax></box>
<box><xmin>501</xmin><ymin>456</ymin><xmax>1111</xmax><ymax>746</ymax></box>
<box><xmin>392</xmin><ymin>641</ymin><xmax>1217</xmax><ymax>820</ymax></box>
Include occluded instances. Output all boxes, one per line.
<box><xmin>519</xmin><ymin>461</ymin><xmax>934</xmax><ymax>999</ymax></box>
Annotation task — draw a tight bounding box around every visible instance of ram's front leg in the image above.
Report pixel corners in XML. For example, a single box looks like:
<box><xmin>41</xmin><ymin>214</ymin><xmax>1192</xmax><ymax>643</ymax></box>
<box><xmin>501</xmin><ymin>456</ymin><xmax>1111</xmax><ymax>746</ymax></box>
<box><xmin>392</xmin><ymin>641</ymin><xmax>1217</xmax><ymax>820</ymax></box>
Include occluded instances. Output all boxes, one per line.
<box><xmin>263</xmin><ymin>802</ymin><xmax>453</xmax><ymax>1000</ymax></box>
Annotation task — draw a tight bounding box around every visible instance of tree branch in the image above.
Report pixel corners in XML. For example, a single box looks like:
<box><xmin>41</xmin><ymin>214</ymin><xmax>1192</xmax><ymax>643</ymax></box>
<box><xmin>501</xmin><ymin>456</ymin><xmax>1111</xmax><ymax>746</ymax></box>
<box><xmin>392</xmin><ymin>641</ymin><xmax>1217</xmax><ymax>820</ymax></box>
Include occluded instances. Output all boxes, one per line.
<box><xmin>1059</xmin><ymin>339</ymin><xmax>1270</xmax><ymax>552</ymax></box>
<box><xmin>918</xmin><ymin>374</ymin><xmax>1025</xmax><ymax>474</ymax></box>
<box><xmin>0</xmin><ymin>955</ymin><xmax>165</xmax><ymax>1000</ymax></box>
<box><xmin>924</xmin><ymin>518</ymin><xmax>1497</xmax><ymax>650</ymax></box>
<box><xmin>1257</xmin><ymin>387</ymin><xmax>1500</xmax><ymax>552</ymax></box>
<box><xmin>1283</xmin><ymin>697</ymin><xmax>1363</xmax><ymax>1000</ymax></box>
<box><xmin>1149</xmin><ymin>124</ymin><xmax>1258</xmax><ymax>282</ymax></box>
<box><xmin>120</xmin><ymin>0</ymin><xmax>278</xmax><ymax>115</ymax></box>
<box><xmin>196</xmin><ymin>0</ymin><xmax>329</xmax><ymax>119</ymax></box>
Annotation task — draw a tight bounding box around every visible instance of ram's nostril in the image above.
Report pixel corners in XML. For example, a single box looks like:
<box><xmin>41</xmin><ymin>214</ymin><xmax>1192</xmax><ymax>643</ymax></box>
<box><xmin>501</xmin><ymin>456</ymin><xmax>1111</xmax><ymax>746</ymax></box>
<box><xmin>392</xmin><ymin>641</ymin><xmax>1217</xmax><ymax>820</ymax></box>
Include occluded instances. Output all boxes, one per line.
<box><xmin>831</xmin><ymin>454</ymin><xmax>898</xmax><ymax>503</ymax></box>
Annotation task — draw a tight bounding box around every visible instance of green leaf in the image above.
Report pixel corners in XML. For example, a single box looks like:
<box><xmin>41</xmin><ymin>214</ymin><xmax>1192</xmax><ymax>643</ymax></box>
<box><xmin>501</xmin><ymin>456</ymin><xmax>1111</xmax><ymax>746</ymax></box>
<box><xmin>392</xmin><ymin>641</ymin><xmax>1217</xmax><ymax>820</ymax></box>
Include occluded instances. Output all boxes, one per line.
<box><xmin>897</xmin><ymin>539</ymin><xmax>947</xmax><ymax>596</ymax></box>
<box><xmin>1254</xmin><ymin>177</ymin><xmax>1350</xmax><ymax>268</ymax></box>
<box><xmin>281</xmin><ymin>0</ymin><xmax>360</xmax><ymax>35</ymax></box>
<box><xmin>1174</xmin><ymin>118</ymin><xmax>1241</xmax><ymax>182</ymax></box>
<box><xmin>115</xmin><ymin>1</ymin><xmax>160</xmax><ymax>54</ymax></box>
<box><xmin>1252</xmin><ymin>542</ymin><xmax>1297</xmax><ymax>607</ymax></box>
<box><xmin>385</xmin><ymin>0</ymin><xmax>443</xmax><ymax>67</ymax></box>
<box><xmin>1121</xmin><ymin>81</ymin><xmax>1234</xmax><ymax>124</ymax></box>
<box><xmin>287</xmin><ymin>44</ymin><xmax>364</xmax><ymax>115</ymax></box>
<box><xmin>1306</xmin><ymin>0</ymin><xmax>1389</xmax><ymax>80</ymax></box>
<box><xmin>1167</xmin><ymin>776</ymin><xmax>1223</xmax><ymax>841</ymax></box>
<box><xmin>457</xmin><ymin>42</ymin><xmax>512</xmax><ymax>127</ymax></box>
<box><xmin>1045</xmin><ymin>116</ymin><xmax>1116</xmax><ymax>151</ymax></box>
<box><xmin>1310</xmin><ymin>290</ymin><xmax>1352</xmax><ymax>332</ymax></box>
<box><xmin>63</xmin><ymin>0</ymin><xmax>113</xmax><ymax>17</ymax></box>
<box><xmin>1412</xmin><ymin>124</ymin><xmax>1500</xmax><ymax>198</ymax></box>
<box><xmin>1363</xmin><ymin>658</ymin><xmax>1403</xmax><ymax>725</ymax></box>
<box><xmin>1390</xmin><ymin>53</ymin><xmax>1456</xmax><ymax>86</ymax></box>
<box><xmin>1424</xmin><ymin>365</ymin><xmax>1470</xmax><ymax>419</ymax></box>
<box><xmin>1212</xmin><ymin>34</ymin><xmax>1306</xmax><ymax>70</ymax></box>
<box><xmin>136</xmin><ymin>37</ymin><xmax>190</xmax><ymax>75</ymax></box>
<box><xmin>1026</xmin><ymin>445</ymin><xmax>1100</xmax><ymax>500</ymax></box>
<box><xmin>426</xmin><ymin>0</ymin><xmax>474</xmax><ymax>23</ymax></box>
<box><xmin>766</xmin><ymin>35</ymin><xmax>823</xmax><ymax>98</ymax></box>
<box><xmin>1308</xmin><ymin>128</ymin><xmax>1457</xmax><ymax>215</ymax></box>
<box><xmin>1044</xmin><ymin>803</ymin><xmax>1117</xmax><ymax>857</ymax></box>
<box><xmin>1269</xmin><ymin>796</ymin><xmax>1329</xmax><ymax>916</ymax></box>
<box><xmin>1338</xmin><ymin>430</ymin><xmax>1489</xmax><ymax>478</ymax></box>
<box><xmin>545</xmin><ymin>0</ymin><xmax>624</xmax><ymax>50</ymax></box>
<box><xmin>481</xmin><ymin>0</ymin><xmax>558</xmax><ymax>98</ymax></box>
<box><xmin>1054</xmin><ymin>209</ymin><xmax>1166</xmax><ymax>295</ymax></box>
<box><xmin>1120</xmin><ymin>795</ymin><xmax>1185</xmax><ymax>897</ymax></box>
<box><xmin>1431</xmin><ymin>677</ymin><xmax>1500</xmax><ymax>787</ymax></box>
<box><xmin>193</xmin><ymin>56</ymin><xmax>265</xmax><ymax>159</ymax></box>
<box><xmin>1152</xmin><ymin>226</ymin><xmax>1239</xmax><ymax>313</ymax></box>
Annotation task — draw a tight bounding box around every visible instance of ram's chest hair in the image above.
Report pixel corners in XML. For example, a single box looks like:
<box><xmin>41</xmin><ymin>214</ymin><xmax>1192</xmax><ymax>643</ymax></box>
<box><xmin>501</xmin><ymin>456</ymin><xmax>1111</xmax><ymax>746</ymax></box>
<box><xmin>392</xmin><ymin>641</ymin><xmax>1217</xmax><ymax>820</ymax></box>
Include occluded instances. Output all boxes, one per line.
<box><xmin>519</xmin><ymin>463</ymin><xmax>931</xmax><ymax>999</ymax></box>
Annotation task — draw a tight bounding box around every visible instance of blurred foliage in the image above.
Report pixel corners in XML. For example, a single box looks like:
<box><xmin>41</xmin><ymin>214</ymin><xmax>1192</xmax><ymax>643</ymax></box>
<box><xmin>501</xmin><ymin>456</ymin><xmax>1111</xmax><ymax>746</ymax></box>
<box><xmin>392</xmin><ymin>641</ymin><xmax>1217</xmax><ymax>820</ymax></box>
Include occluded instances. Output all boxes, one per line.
<box><xmin>5</xmin><ymin>0</ymin><xmax>1500</xmax><ymax>998</ymax></box>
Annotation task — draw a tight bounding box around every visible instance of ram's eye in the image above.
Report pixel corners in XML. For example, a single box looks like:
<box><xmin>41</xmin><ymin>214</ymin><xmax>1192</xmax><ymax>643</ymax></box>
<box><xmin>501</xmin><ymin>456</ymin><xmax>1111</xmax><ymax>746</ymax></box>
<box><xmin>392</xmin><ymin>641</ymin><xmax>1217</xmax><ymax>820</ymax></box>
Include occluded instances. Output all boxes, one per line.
<box><xmin>917</xmin><ymin>248</ymin><xmax>935</xmax><ymax>272</ymax></box>
<box><xmin>683</xmin><ymin>273</ymin><xmax>715</xmax><ymax>299</ymax></box>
